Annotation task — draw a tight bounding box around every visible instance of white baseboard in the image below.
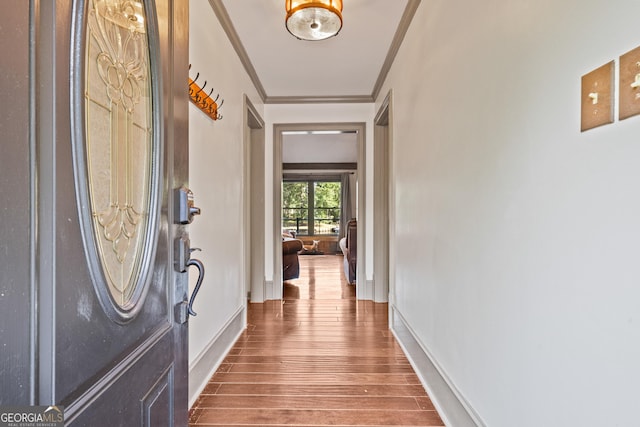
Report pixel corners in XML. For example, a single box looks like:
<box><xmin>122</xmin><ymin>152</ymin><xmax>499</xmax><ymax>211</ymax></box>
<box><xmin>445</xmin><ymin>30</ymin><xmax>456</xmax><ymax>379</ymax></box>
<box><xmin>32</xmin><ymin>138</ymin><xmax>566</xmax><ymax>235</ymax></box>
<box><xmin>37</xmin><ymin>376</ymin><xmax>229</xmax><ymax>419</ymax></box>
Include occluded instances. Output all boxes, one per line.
<box><xmin>390</xmin><ymin>305</ymin><xmax>485</xmax><ymax>427</ymax></box>
<box><xmin>188</xmin><ymin>306</ymin><xmax>245</xmax><ymax>407</ymax></box>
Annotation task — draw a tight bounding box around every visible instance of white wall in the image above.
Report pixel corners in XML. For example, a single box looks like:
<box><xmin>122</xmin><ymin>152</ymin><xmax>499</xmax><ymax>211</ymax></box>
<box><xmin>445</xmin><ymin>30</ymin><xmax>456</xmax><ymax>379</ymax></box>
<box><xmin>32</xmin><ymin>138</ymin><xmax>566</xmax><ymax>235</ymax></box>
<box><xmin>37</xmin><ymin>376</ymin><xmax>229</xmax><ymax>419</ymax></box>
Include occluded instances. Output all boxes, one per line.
<box><xmin>188</xmin><ymin>0</ymin><xmax>263</xmax><ymax>402</ymax></box>
<box><xmin>264</xmin><ymin>103</ymin><xmax>375</xmax><ymax>282</ymax></box>
<box><xmin>378</xmin><ymin>0</ymin><xmax>640</xmax><ymax>425</ymax></box>
<box><xmin>283</xmin><ymin>133</ymin><xmax>358</xmax><ymax>163</ymax></box>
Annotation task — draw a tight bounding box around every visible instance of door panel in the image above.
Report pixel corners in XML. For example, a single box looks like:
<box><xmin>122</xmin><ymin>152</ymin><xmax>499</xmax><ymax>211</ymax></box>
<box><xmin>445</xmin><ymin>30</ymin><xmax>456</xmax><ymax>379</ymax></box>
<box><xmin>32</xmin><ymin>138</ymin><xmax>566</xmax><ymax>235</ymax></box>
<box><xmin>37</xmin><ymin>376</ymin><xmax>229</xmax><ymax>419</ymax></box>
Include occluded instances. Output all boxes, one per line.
<box><xmin>0</xmin><ymin>0</ymin><xmax>31</xmax><ymax>406</ymax></box>
<box><xmin>31</xmin><ymin>0</ymin><xmax>190</xmax><ymax>424</ymax></box>
<box><xmin>64</xmin><ymin>331</ymin><xmax>174</xmax><ymax>425</ymax></box>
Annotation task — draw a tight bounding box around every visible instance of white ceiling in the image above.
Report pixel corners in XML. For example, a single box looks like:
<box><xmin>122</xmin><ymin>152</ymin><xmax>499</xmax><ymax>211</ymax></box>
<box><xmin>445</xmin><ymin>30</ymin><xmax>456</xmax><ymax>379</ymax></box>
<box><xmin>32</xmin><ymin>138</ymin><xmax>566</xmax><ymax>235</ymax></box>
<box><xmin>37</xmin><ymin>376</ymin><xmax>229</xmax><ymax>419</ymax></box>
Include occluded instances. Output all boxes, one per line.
<box><xmin>216</xmin><ymin>0</ymin><xmax>416</xmax><ymax>102</ymax></box>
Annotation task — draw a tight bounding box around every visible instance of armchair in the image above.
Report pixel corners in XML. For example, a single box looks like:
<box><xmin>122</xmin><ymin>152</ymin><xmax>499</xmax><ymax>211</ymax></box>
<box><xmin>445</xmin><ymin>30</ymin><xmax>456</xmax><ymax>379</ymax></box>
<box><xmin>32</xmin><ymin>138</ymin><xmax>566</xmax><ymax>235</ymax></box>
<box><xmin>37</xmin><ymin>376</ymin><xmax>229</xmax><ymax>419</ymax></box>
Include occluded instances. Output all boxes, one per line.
<box><xmin>283</xmin><ymin>237</ymin><xmax>303</xmax><ymax>281</ymax></box>
<box><xmin>339</xmin><ymin>219</ymin><xmax>357</xmax><ymax>284</ymax></box>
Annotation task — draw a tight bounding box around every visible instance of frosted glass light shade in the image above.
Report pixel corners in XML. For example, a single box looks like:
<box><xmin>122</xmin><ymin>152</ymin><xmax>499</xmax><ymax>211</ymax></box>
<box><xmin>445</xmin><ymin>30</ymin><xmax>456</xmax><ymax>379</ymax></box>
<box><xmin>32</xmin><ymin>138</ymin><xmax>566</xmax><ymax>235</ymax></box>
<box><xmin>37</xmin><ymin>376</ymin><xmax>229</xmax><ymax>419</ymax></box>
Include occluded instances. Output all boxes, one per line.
<box><xmin>285</xmin><ymin>0</ymin><xmax>343</xmax><ymax>41</ymax></box>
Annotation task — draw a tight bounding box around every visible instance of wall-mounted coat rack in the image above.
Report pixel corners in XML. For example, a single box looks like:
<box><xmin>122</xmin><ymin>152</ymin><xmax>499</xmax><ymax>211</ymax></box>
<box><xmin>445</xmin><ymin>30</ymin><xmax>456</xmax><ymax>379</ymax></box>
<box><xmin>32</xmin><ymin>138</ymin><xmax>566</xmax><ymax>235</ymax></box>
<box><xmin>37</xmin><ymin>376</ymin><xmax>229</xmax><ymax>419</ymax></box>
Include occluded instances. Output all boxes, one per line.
<box><xmin>188</xmin><ymin>65</ymin><xmax>223</xmax><ymax>121</ymax></box>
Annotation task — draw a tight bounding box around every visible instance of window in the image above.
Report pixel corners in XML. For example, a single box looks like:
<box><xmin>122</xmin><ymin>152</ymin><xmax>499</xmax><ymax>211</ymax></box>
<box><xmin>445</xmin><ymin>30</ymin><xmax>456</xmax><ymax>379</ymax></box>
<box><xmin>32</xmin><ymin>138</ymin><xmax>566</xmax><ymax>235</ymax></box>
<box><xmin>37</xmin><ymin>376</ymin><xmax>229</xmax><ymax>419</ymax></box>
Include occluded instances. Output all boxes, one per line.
<box><xmin>283</xmin><ymin>180</ymin><xmax>340</xmax><ymax>236</ymax></box>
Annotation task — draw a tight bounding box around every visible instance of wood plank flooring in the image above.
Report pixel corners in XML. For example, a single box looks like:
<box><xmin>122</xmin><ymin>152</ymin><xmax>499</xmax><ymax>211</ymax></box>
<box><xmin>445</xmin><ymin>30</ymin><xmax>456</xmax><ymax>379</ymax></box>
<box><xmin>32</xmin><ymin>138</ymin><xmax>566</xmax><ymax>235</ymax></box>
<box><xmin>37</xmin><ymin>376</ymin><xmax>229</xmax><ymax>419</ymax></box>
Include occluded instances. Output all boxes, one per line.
<box><xmin>189</xmin><ymin>254</ymin><xmax>444</xmax><ymax>427</ymax></box>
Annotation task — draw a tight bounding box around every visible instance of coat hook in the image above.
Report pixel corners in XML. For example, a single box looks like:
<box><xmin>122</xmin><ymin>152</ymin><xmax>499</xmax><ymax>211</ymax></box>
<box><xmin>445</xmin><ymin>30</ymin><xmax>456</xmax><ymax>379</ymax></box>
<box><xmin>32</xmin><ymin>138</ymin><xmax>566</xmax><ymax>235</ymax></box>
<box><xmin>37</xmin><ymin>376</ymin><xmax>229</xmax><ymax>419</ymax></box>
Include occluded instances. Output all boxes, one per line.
<box><xmin>197</xmin><ymin>81</ymin><xmax>206</xmax><ymax>94</ymax></box>
<box><xmin>187</xmin><ymin>68</ymin><xmax>223</xmax><ymax>121</ymax></box>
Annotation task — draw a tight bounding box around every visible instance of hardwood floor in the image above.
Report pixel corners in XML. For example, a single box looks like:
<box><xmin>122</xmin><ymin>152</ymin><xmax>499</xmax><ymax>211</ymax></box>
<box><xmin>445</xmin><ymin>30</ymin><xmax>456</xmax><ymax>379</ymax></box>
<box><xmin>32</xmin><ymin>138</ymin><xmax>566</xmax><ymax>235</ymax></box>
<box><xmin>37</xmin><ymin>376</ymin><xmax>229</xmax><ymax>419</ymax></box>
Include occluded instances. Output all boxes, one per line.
<box><xmin>189</xmin><ymin>255</ymin><xmax>445</xmax><ymax>427</ymax></box>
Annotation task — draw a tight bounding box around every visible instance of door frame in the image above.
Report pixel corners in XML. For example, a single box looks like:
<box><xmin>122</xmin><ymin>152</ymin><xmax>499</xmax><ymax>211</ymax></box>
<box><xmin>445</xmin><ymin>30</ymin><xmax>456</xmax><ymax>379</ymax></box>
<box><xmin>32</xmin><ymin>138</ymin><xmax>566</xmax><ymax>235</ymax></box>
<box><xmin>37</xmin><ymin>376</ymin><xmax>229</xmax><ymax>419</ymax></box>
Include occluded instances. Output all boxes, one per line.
<box><xmin>243</xmin><ymin>95</ymin><xmax>266</xmax><ymax>303</ymax></box>
<box><xmin>272</xmin><ymin>122</ymin><xmax>366</xmax><ymax>300</ymax></box>
<box><xmin>373</xmin><ymin>91</ymin><xmax>394</xmax><ymax>304</ymax></box>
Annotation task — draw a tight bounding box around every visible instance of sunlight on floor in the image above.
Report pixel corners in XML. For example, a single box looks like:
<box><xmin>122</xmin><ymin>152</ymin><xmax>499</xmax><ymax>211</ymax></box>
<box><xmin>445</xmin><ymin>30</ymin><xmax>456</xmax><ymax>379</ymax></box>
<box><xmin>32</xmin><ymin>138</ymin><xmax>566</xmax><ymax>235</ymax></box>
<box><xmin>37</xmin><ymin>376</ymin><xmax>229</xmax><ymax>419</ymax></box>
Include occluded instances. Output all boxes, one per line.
<box><xmin>284</xmin><ymin>254</ymin><xmax>355</xmax><ymax>300</ymax></box>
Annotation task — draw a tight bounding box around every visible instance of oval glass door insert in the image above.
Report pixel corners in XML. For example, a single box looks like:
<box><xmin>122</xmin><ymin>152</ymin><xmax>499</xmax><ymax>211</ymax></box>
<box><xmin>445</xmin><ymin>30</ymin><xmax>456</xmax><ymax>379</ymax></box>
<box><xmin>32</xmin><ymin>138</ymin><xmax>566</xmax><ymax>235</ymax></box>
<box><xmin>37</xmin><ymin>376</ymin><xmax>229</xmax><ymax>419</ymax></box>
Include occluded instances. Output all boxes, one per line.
<box><xmin>79</xmin><ymin>0</ymin><xmax>161</xmax><ymax>321</ymax></box>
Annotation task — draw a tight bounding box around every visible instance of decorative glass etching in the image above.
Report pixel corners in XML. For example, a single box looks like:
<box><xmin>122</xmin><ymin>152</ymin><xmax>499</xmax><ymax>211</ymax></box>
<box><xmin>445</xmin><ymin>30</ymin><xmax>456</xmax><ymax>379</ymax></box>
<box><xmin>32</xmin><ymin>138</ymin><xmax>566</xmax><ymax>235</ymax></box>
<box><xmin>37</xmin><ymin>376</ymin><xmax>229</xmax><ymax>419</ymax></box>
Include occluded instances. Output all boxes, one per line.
<box><xmin>84</xmin><ymin>0</ymin><xmax>154</xmax><ymax>308</ymax></box>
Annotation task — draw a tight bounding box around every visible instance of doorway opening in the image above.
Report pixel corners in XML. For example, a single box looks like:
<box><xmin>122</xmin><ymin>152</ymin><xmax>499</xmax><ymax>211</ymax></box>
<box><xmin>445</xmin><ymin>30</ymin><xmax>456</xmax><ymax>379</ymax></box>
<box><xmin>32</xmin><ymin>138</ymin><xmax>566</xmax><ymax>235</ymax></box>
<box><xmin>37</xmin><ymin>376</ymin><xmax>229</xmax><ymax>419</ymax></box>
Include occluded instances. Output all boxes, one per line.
<box><xmin>273</xmin><ymin>123</ymin><xmax>366</xmax><ymax>300</ymax></box>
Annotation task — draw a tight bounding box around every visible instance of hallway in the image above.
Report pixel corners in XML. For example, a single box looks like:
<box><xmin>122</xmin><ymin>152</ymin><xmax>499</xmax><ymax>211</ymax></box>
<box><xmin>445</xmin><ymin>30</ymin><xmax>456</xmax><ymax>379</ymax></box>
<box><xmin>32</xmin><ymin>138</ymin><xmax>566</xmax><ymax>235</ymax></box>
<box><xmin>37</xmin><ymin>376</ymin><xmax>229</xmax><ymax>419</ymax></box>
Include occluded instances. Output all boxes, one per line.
<box><xmin>189</xmin><ymin>255</ymin><xmax>445</xmax><ymax>426</ymax></box>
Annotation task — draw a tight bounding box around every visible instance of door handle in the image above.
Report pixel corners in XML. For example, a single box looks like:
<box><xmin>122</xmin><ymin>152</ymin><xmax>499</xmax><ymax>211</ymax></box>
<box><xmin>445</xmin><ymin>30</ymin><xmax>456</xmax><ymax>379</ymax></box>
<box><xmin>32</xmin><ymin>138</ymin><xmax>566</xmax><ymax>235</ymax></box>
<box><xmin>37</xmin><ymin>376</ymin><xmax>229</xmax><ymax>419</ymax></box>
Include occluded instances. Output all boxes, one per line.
<box><xmin>173</xmin><ymin>187</ymin><xmax>204</xmax><ymax>319</ymax></box>
<box><xmin>186</xmin><ymin>255</ymin><xmax>205</xmax><ymax>316</ymax></box>
<box><xmin>174</xmin><ymin>238</ymin><xmax>205</xmax><ymax>319</ymax></box>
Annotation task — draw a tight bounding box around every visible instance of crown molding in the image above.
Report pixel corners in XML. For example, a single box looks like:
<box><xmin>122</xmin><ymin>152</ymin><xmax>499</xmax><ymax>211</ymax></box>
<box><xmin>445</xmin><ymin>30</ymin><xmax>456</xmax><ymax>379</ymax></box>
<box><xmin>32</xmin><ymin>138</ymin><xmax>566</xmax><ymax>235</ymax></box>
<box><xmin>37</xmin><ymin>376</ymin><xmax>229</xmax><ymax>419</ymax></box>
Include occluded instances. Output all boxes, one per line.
<box><xmin>371</xmin><ymin>0</ymin><xmax>421</xmax><ymax>101</ymax></box>
<box><xmin>208</xmin><ymin>0</ymin><xmax>267</xmax><ymax>102</ymax></box>
<box><xmin>265</xmin><ymin>95</ymin><xmax>374</xmax><ymax>104</ymax></box>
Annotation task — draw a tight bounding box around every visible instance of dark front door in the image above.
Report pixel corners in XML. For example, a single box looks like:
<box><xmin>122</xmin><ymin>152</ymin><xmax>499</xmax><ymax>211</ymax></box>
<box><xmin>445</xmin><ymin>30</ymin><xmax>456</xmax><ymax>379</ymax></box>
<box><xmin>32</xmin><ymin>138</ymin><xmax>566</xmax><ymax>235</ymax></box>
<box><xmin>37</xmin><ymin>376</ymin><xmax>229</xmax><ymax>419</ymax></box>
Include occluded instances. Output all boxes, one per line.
<box><xmin>25</xmin><ymin>0</ymin><xmax>190</xmax><ymax>425</ymax></box>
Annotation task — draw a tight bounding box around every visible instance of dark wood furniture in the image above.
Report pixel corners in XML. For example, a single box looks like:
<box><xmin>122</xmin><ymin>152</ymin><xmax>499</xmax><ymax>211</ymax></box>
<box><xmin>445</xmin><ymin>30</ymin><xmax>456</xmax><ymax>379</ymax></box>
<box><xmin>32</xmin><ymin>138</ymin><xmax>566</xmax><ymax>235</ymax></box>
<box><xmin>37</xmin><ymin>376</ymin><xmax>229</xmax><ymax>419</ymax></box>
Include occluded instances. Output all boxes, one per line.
<box><xmin>346</xmin><ymin>219</ymin><xmax>357</xmax><ymax>284</ymax></box>
<box><xmin>283</xmin><ymin>238</ymin><xmax>303</xmax><ymax>281</ymax></box>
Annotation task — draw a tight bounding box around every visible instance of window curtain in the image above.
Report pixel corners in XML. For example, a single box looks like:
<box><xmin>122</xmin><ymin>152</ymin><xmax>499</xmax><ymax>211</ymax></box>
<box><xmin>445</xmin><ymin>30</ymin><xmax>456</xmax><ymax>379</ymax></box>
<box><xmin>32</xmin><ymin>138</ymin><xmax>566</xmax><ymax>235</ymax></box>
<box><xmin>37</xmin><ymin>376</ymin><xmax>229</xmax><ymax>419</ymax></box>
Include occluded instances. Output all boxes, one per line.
<box><xmin>340</xmin><ymin>173</ymin><xmax>352</xmax><ymax>239</ymax></box>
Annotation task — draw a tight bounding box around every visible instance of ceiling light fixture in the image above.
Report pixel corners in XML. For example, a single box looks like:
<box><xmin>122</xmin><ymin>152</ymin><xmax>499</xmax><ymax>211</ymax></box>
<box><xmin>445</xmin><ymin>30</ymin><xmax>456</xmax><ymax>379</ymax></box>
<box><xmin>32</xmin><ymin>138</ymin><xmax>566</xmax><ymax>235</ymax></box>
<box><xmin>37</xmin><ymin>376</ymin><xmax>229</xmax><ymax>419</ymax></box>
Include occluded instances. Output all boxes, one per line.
<box><xmin>285</xmin><ymin>0</ymin><xmax>343</xmax><ymax>41</ymax></box>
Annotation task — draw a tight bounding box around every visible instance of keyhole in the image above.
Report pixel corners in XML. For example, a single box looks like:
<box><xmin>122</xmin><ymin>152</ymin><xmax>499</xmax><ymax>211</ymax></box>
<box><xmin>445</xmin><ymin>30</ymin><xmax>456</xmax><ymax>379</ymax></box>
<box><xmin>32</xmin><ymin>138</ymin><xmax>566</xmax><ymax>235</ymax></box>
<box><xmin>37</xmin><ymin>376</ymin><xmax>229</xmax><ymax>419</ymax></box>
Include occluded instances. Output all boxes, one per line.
<box><xmin>310</xmin><ymin>22</ymin><xmax>319</xmax><ymax>29</ymax></box>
